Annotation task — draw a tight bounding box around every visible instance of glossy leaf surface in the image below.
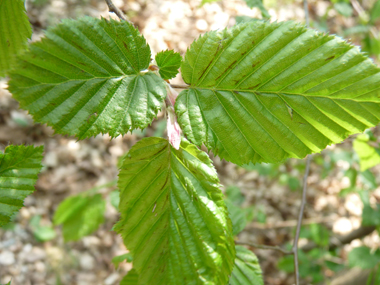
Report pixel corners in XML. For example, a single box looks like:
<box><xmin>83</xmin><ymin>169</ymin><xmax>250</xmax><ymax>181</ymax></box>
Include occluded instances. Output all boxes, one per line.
<box><xmin>176</xmin><ymin>21</ymin><xmax>380</xmax><ymax>165</ymax></box>
<box><xmin>8</xmin><ymin>17</ymin><xmax>166</xmax><ymax>139</ymax></box>
<box><xmin>155</xmin><ymin>50</ymin><xmax>182</xmax><ymax>80</ymax></box>
<box><xmin>115</xmin><ymin>137</ymin><xmax>235</xmax><ymax>284</ymax></box>
<box><xmin>0</xmin><ymin>145</ymin><xmax>43</xmax><ymax>226</ymax></box>
<box><xmin>229</xmin><ymin>246</ymin><xmax>264</xmax><ymax>285</ymax></box>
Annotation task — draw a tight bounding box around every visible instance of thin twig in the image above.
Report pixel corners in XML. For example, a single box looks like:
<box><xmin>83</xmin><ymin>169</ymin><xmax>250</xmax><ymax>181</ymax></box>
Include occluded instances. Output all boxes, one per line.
<box><xmin>169</xmin><ymin>84</ymin><xmax>189</xmax><ymax>89</ymax></box>
<box><xmin>303</xmin><ymin>0</ymin><xmax>309</xmax><ymax>27</ymax></box>
<box><xmin>301</xmin><ymin>225</ymin><xmax>376</xmax><ymax>252</ymax></box>
<box><xmin>104</xmin><ymin>0</ymin><xmax>130</xmax><ymax>22</ymax></box>
<box><xmin>292</xmin><ymin>155</ymin><xmax>312</xmax><ymax>285</ymax></box>
<box><xmin>244</xmin><ymin>214</ymin><xmax>336</xmax><ymax>230</ymax></box>
<box><xmin>235</xmin><ymin>241</ymin><xmax>293</xmax><ymax>255</ymax></box>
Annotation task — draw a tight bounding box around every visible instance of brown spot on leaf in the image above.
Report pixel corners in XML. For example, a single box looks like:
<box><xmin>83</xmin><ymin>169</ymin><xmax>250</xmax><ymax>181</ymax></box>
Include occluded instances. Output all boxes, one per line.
<box><xmin>198</xmin><ymin>60</ymin><xmax>213</xmax><ymax>79</ymax></box>
<box><xmin>249</xmin><ymin>83</ymin><xmax>260</xmax><ymax>89</ymax></box>
<box><xmin>72</xmin><ymin>42</ymin><xmax>84</xmax><ymax>51</ymax></box>
<box><xmin>226</xmin><ymin>60</ymin><xmax>237</xmax><ymax>72</ymax></box>
<box><xmin>123</xmin><ymin>41</ymin><xmax>130</xmax><ymax>52</ymax></box>
<box><xmin>252</xmin><ymin>61</ymin><xmax>260</xmax><ymax>68</ymax></box>
<box><xmin>325</xmin><ymin>55</ymin><xmax>335</xmax><ymax>61</ymax></box>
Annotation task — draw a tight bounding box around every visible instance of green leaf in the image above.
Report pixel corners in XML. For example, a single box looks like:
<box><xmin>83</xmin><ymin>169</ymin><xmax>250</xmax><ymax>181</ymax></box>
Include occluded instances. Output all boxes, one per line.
<box><xmin>8</xmin><ymin>17</ymin><xmax>166</xmax><ymax>139</ymax></box>
<box><xmin>244</xmin><ymin>0</ymin><xmax>270</xmax><ymax>18</ymax></box>
<box><xmin>229</xmin><ymin>246</ymin><xmax>264</xmax><ymax>285</ymax></box>
<box><xmin>0</xmin><ymin>0</ymin><xmax>32</xmax><ymax>77</ymax></box>
<box><xmin>112</xmin><ymin>253</ymin><xmax>133</xmax><ymax>269</ymax></box>
<box><xmin>360</xmin><ymin>170</ymin><xmax>377</xmax><ymax>190</ymax></box>
<box><xmin>53</xmin><ymin>193</ymin><xmax>105</xmax><ymax>241</ymax></box>
<box><xmin>371</xmin><ymin>0</ymin><xmax>380</xmax><ymax>23</ymax></box>
<box><xmin>348</xmin><ymin>246</ymin><xmax>380</xmax><ymax>269</ymax></box>
<box><xmin>120</xmin><ymin>269</ymin><xmax>139</xmax><ymax>285</ymax></box>
<box><xmin>33</xmin><ymin>226</ymin><xmax>56</xmax><ymax>241</ymax></box>
<box><xmin>115</xmin><ymin>137</ymin><xmax>235</xmax><ymax>284</ymax></box>
<box><xmin>225</xmin><ymin>199</ymin><xmax>246</xmax><ymax>235</ymax></box>
<box><xmin>0</xmin><ymin>145</ymin><xmax>43</xmax><ymax>227</ymax></box>
<box><xmin>155</xmin><ymin>50</ymin><xmax>182</xmax><ymax>80</ymax></box>
<box><xmin>353</xmin><ymin>134</ymin><xmax>380</xmax><ymax>171</ymax></box>
<box><xmin>225</xmin><ymin>185</ymin><xmax>245</xmax><ymax>205</ymax></box>
<box><xmin>29</xmin><ymin>215</ymin><xmax>56</xmax><ymax>241</ymax></box>
<box><xmin>109</xmin><ymin>189</ymin><xmax>120</xmax><ymax>210</ymax></box>
<box><xmin>359</xmin><ymin>190</ymin><xmax>380</xmax><ymax>226</ymax></box>
<box><xmin>334</xmin><ymin>2</ymin><xmax>353</xmax><ymax>17</ymax></box>
<box><xmin>176</xmin><ymin>21</ymin><xmax>380</xmax><ymax>165</ymax></box>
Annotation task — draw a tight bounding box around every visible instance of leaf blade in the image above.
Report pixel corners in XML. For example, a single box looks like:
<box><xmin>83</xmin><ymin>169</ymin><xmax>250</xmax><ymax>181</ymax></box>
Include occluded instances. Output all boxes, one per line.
<box><xmin>8</xmin><ymin>17</ymin><xmax>166</xmax><ymax>139</ymax></box>
<box><xmin>0</xmin><ymin>0</ymin><xmax>32</xmax><ymax>77</ymax></box>
<box><xmin>176</xmin><ymin>21</ymin><xmax>380</xmax><ymax>165</ymax></box>
<box><xmin>353</xmin><ymin>134</ymin><xmax>380</xmax><ymax>171</ymax></box>
<box><xmin>115</xmin><ymin>137</ymin><xmax>235</xmax><ymax>284</ymax></box>
<box><xmin>229</xmin><ymin>246</ymin><xmax>264</xmax><ymax>285</ymax></box>
<box><xmin>155</xmin><ymin>50</ymin><xmax>182</xmax><ymax>80</ymax></box>
<box><xmin>53</xmin><ymin>193</ymin><xmax>105</xmax><ymax>241</ymax></box>
<box><xmin>0</xmin><ymin>145</ymin><xmax>43</xmax><ymax>227</ymax></box>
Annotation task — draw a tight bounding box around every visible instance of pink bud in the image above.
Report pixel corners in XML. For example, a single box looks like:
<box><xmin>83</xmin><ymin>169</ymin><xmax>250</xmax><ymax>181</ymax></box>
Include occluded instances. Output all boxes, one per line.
<box><xmin>167</xmin><ymin>107</ymin><xmax>181</xmax><ymax>150</ymax></box>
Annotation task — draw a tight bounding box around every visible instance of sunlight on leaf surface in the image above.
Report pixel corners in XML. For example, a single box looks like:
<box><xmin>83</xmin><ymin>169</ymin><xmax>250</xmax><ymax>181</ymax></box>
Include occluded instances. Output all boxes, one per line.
<box><xmin>115</xmin><ymin>137</ymin><xmax>235</xmax><ymax>285</ymax></box>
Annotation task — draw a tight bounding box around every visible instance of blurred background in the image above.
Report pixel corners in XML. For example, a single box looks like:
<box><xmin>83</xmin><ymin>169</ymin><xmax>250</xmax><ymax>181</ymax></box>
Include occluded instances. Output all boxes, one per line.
<box><xmin>1</xmin><ymin>0</ymin><xmax>380</xmax><ymax>284</ymax></box>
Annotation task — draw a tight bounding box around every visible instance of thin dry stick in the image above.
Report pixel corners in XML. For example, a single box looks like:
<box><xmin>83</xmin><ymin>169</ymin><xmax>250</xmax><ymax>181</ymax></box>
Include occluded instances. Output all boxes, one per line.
<box><xmin>293</xmin><ymin>155</ymin><xmax>312</xmax><ymax>285</ymax></box>
<box><xmin>104</xmin><ymin>0</ymin><xmax>130</xmax><ymax>22</ymax></box>
<box><xmin>235</xmin><ymin>241</ymin><xmax>293</xmax><ymax>255</ymax></box>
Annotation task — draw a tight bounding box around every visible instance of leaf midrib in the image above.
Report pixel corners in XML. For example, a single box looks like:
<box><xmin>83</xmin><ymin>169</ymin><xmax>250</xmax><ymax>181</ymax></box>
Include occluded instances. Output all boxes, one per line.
<box><xmin>187</xmin><ymin>87</ymin><xmax>380</xmax><ymax>103</ymax></box>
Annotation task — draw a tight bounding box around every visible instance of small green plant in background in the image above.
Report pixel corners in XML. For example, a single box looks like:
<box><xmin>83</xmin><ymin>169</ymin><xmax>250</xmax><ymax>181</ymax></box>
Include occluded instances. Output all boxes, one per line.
<box><xmin>2</xmin><ymin>0</ymin><xmax>380</xmax><ymax>284</ymax></box>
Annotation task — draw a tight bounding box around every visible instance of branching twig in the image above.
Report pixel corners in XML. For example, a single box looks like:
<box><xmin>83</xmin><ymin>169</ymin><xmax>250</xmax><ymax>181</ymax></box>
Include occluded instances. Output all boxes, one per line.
<box><xmin>292</xmin><ymin>155</ymin><xmax>312</xmax><ymax>285</ymax></box>
<box><xmin>235</xmin><ymin>241</ymin><xmax>293</xmax><ymax>255</ymax></box>
<box><xmin>301</xmin><ymin>225</ymin><xmax>376</xmax><ymax>252</ymax></box>
<box><xmin>104</xmin><ymin>0</ymin><xmax>130</xmax><ymax>23</ymax></box>
<box><xmin>169</xmin><ymin>84</ymin><xmax>189</xmax><ymax>89</ymax></box>
<box><xmin>244</xmin><ymin>215</ymin><xmax>336</xmax><ymax>230</ymax></box>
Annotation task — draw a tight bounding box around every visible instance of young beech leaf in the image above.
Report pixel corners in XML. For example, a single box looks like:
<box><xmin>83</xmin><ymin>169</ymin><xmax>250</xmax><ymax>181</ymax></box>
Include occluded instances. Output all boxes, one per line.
<box><xmin>176</xmin><ymin>21</ymin><xmax>380</xmax><ymax>165</ymax></box>
<box><xmin>353</xmin><ymin>134</ymin><xmax>380</xmax><ymax>171</ymax></box>
<box><xmin>53</xmin><ymin>194</ymin><xmax>105</xmax><ymax>241</ymax></box>
<box><xmin>0</xmin><ymin>0</ymin><xmax>32</xmax><ymax>77</ymax></box>
<box><xmin>155</xmin><ymin>50</ymin><xmax>182</xmax><ymax>80</ymax></box>
<box><xmin>0</xmin><ymin>145</ymin><xmax>43</xmax><ymax>227</ymax></box>
<box><xmin>8</xmin><ymin>17</ymin><xmax>166</xmax><ymax>139</ymax></box>
<box><xmin>225</xmin><ymin>199</ymin><xmax>246</xmax><ymax>235</ymax></box>
<box><xmin>229</xmin><ymin>246</ymin><xmax>264</xmax><ymax>285</ymax></box>
<box><xmin>114</xmin><ymin>137</ymin><xmax>235</xmax><ymax>285</ymax></box>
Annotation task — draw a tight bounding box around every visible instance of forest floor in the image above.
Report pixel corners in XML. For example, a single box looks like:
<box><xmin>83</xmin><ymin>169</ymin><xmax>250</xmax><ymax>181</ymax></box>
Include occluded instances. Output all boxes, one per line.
<box><xmin>0</xmin><ymin>0</ymin><xmax>380</xmax><ymax>284</ymax></box>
